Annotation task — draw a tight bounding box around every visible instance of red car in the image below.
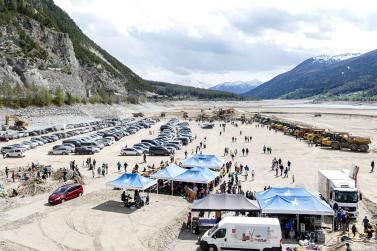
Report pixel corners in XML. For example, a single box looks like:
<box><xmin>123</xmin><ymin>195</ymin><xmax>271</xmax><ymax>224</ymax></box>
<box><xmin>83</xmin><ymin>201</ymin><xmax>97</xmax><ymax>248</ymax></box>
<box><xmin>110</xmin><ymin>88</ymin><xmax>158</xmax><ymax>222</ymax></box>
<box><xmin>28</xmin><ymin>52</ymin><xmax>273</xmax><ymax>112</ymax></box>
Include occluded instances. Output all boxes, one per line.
<box><xmin>48</xmin><ymin>184</ymin><xmax>83</xmax><ymax>205</ymax></box>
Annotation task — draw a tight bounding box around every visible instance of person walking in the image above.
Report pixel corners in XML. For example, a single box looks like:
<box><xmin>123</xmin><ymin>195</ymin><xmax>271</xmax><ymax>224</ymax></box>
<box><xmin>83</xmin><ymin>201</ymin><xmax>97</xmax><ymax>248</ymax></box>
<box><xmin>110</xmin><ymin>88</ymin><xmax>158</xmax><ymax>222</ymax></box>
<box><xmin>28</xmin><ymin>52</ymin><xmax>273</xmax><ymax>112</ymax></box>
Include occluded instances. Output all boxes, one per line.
<box><xmin>91</xmin><ymin>167</ymin><xmax>95</xmax><ymax>178</ymax></box>
<box><xmin>93</xmin><ymin>159</ymin><xmax>96</xmax><ymax>168</ymax></box>
<box><xmin>11</xmin><ymin>170</ymin><xmax>15</xmax><ymax>182</ymax></box>
<box><xmin>117</xmin><ymin>161</ymin><xmax>121</xmax><ymax>172</ymax></box>
<box><xmin>143</xmin><ymin>153</ymin><xmax>147</xmax><ymax>163</ymax></box>
<box><xmin>5</xmin><ymin>166</ymin><xmax>9</xmax><ymax>179</ymax></box>
<box><xmin>242</xmin><ymin>148</ymin><xmax>245</xmax><ymax>156</ymax></box>
<box><xmin>251</xmin><ymin>170</ymin><xmax>255</xmax><ymax>181</ymax></box>
<box><xmin>371</xmin><ymin>160</ymin><xmax>375</xmax><ymax>173</ymax></box>
<box><xmin>246</xmin><ymin>148</ymin><xmax>249</xmax><ymax>156</ymax></box>
<box><xmin>184</xmin><ymin>150</ymin><xmax>188</xmax><ymax>159</ymax></box>
<box><xmin>351</xmin><ymin>224</ymin><xmax>357</xmax><ymax>237</ymax></box>
<box><xmin>292</xmin><ymin>174</ymin><xmax>295</xmax><ymax>183</ymax></box>
<box><xmin>105</xmin><ymin>163</ymin><xmax>108</xmax><ymax>174</ymax></box>
<box><xmin>287</xmin><ymin>160</ymin><xmax>291</xmax><ymax>171</ymax></box>
<box><xmin>263</xmin><ymin>145</ymin><xmax>266</xmax><ymax>154</ymax></box>
<box><xmin>363</xmin><ymin>216</ymin><xmax>369</xmax><ymax>233</ymax></box>
<box><xmin>124</xmin><ymin>162</ymin><xmax>128</xmax><ymax>172</ymax></box>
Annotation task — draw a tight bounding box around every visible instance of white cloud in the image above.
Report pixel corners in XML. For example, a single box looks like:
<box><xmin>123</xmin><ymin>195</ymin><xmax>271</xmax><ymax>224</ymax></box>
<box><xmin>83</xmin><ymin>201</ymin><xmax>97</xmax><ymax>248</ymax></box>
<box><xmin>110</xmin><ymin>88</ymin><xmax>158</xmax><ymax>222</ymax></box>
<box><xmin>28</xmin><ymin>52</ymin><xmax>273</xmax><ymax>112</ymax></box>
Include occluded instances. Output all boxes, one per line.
<box><xmin>55</xmin><ymin>0</ymin><xmax>377</xmax><ymax>87</ymax></box>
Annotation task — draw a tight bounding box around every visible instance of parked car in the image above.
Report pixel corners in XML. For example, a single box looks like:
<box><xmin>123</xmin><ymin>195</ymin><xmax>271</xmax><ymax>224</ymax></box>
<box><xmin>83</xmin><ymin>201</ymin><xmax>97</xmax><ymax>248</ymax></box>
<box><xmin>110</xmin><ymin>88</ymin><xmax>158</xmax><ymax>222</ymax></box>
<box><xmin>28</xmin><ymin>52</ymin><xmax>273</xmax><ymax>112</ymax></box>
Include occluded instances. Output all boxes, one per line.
<box><xmin>1</xmin><ymin>145</ymin><xmax>15</xmax><ymax>154</ymax></box>
<box><xmin>49</xmin><ymin>146</ymin><xmax>71</xmax><ymax>155</ymax></box>
<box><xmin>48</xmin><ymin>184</ymin><xmax>83</xmax><ymax>205</ymax></box>
<box><xmin>120</xmin><ymin>147</ymin><xmax>142</xmax><ymax>156</ymax></box>
<box><xmin>75</xmin><ymin>146</ymin><xmax>99</xmax><ymax>155</ymax></box>
<box><xmin>4</xmin><ymin>148</ymin><xmax>26</xmax><ymax>158</ymax></box>
<box><xmin>149</xmin><ymin>146</ymin><xmax>171</xmax><ymax>156</ymax></box>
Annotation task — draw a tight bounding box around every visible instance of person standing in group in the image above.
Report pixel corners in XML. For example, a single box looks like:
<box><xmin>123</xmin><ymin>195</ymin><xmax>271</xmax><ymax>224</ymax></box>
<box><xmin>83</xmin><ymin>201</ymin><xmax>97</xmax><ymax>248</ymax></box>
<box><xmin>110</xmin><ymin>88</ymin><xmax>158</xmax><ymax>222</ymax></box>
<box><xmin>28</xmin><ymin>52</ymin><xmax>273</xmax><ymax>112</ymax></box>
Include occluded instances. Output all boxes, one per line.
<box><xmin>91</xmin><ymin>167</ymin><xmax>95</xmax><ymax>178</ymax></box>
<box><xmin>287</xmin><ymin>160</ymin><xmax>291</xmax><ymax>171</ymax></box>
<box><xmin>124</xmin><ymin>162</ymin><xmax>128</xmax><ymax>172</ymax></box>
<box><xmin>284</xmin><ymin>167</ymin><xmax>288</xmax><ymax>178</ymax></box>
<box><xmin>5</xmin><ymin>166</ymin><xmax>9</xmax><ymax>179</ymax></box>
<box><xmin>242</xmin><ymin>148</ymin><xmax>245</xmax><ymax>156</ymax></box>
<box><xmin>263</xmin><ymin>145</ymin><xmax>266</xmax><ymax>154</ymax></box>
<box><xmin>11</xmin><ymin>170</ymin><xmax>15</xmax><ymax>182</ymax></box>
<box><xmin>186</xmin><ymin>212</ymin><xmax>192</xmax><ymax>231</ymax></box>
<box><xmin>246</xmin><ymin>148</ymin><xmax>249</xmax><ymax>156</ymax></box>
<box><xmin>184</xmin><ymin>150</ymin><xmax>188</xmax><ymax>159</ymax></box>
<box><xmin>371</xmin><ymin>160</ymin><xmax>375</xmax><ymax>173</ymax></box>
<box><xmin>345</xmin><ymin>243</ymin><xmax>352</xmax><ymax>251</ymax></box>
<box><xmin>102</xmin><ymin>164</ymin><xmax>106</xmax><ymax>176</ymax></box>
<box><xmin>97</xmin><ymin>166</ymin><xmax>101</xmax><ymax>177</ymax></box>
<box><xmin>117</xmin><ymin>161</ymin><xmax>121</xmax><ymax>172</ymax></box>
<box><xmin>93</xmin><ymin>159</ymin><xmax>96</xmax><ymax>168</ymax></box>
<box><xmin>105</xmin><ymin>163</ymin><xmax>108</xmax><ymax>174</ymax></box>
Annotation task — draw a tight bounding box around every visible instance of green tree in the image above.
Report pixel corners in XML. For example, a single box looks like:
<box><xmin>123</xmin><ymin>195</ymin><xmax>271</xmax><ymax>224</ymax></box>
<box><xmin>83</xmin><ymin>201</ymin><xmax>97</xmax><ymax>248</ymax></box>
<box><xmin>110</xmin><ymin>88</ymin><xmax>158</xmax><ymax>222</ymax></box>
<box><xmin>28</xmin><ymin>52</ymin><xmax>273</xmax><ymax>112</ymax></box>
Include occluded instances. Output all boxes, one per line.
<box><xmin>53</xmin><ymin>87</ymin><xmax>64</xmax><ymax>106</ymax></box>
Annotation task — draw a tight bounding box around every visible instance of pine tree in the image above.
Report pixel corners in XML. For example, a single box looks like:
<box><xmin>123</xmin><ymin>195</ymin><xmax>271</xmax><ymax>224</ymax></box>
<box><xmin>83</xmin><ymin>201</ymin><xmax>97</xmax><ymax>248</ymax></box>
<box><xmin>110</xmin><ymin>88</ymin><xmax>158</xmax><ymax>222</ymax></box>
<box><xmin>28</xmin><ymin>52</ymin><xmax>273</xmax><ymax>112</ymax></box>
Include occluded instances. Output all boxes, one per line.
<box><xmin>53</xmin><ymin>87</ymin><xmax>64</xmax><ymax>106</ymax></box>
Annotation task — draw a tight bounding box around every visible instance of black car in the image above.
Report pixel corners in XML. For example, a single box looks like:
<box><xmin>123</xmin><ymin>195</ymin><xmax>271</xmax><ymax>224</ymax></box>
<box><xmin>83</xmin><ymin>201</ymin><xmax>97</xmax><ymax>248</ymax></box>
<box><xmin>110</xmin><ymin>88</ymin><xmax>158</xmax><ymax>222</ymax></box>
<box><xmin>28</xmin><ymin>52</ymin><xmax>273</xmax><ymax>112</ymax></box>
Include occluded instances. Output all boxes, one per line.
<box><xmin>75</xmin><ymin>147</ymin><xmax>96</xmax><ymax>155</ymax></box>
<box><xmin>149</xmin><ymin>146</ymin><xmax>171</xmax><ymax>156</ymax></box>
<box><xmin>176</xmin><ymin>137</ymin><xmax>189</xmax><ymax>145</ymax></box>
<box><xmin>63</xmin><ymin>140</ymin><xmax>82</xmax><ymax>147</ymax></box>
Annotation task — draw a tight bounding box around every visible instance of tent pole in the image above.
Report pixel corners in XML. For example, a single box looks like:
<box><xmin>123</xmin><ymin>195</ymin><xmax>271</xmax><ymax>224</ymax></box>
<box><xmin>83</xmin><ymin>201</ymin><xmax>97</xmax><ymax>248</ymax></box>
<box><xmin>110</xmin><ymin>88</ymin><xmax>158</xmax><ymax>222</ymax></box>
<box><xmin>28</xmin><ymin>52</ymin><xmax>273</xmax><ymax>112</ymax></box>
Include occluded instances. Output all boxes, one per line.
<box><xmin>171</xmin><ymin>180</ymin><xmax>174</xmax><ymax>195</ymax></box>
<box><xmin>297</xmin><ymin>214</ymin><xmax>300</xmax><ymax>237</ymax></box>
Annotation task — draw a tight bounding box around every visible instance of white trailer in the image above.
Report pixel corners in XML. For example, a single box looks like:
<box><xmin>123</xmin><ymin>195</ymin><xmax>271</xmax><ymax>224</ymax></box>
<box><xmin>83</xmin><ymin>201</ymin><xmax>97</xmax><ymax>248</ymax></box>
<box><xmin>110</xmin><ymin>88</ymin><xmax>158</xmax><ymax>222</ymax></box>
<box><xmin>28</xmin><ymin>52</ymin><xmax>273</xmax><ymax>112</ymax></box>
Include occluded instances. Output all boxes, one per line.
<box><xmin>318</xmin><ymin>169</ymin><xmax>358</xmax><ymax>217</ymax></box>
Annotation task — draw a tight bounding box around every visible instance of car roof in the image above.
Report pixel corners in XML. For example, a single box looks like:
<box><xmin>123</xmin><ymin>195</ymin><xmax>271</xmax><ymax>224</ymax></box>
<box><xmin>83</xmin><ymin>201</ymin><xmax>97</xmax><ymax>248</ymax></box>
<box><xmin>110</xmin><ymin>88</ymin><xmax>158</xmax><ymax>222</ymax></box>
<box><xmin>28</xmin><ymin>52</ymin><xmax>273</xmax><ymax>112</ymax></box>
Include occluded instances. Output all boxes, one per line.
<box><xmin>60</xmin><ymin>183</ymin><xmax>81</xmax><ymax>189</ymax></box>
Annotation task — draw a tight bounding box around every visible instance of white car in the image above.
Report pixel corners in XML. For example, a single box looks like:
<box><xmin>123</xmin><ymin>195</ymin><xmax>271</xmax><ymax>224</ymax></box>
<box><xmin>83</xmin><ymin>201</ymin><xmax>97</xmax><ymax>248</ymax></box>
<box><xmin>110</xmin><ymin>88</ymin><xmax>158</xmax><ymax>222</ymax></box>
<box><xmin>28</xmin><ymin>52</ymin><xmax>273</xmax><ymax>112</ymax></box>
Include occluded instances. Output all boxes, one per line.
<box><xmin>103</xmin><ymin>137</ymin><xmax>115</xmax><ymax>146</ymax></box>
<box><xmin>120</xmin><ymin>148</ymin><xmax>142</xmax><ymax>156</ymax></box>
<box><xmin>5</xmin><ymin>148</ymin><xmax>26</xmax><ymax>158</ymax></box>
<box><xmin>49</xmin><ymin>147</ymin><xmax>71</xmax><ymax>155</ymax></box>
<box><xmin>22</xmin><ymin>141</ymin><xmax>38</xmax><ymax>149</ymax></box>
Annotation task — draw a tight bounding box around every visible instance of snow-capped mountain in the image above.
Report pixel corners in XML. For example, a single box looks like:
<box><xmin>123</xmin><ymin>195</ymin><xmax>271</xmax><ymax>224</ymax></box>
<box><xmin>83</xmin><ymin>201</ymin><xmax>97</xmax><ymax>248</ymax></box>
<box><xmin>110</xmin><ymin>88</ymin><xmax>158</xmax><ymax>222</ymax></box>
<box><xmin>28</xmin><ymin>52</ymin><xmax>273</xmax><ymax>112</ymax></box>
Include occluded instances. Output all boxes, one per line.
<box><xmin>244</xmin><ymin>50</ymin><xmax>377</xmax><ymax>99</ymax></box>
<box><xmin>209</xmin><ymin>80</ymin><xmax>261</xmax><ymax>94</ymax></box>
<box><xmin>312</xmin><ymin>53</ymin><xmax>361</xmax><ymax>64</ymax></box>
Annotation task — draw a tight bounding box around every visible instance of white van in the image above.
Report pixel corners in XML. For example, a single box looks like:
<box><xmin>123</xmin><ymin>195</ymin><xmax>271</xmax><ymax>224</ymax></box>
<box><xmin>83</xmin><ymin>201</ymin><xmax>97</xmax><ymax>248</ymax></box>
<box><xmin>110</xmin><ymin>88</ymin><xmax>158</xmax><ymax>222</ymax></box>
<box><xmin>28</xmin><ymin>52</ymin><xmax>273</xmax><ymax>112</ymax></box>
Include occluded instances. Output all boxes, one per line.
<box><xmin>200</xmin><ymin>217</ymin><xmax>282</xmax><ymax>251</ymax></box>
<box><xmin>5</xmin><ymin>148</ymin><xmax>26</xmax><ymax>158</ymax></box>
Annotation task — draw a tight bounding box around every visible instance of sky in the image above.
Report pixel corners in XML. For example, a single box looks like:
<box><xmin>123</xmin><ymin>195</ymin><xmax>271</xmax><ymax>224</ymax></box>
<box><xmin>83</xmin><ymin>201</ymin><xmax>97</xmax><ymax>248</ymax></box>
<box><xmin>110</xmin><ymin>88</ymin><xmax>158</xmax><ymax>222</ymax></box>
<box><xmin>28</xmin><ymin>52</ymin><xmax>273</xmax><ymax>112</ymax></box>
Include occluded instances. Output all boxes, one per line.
<box><xmin>55</xmin><ymin>0</ymin><xmax>377</xmax><ymax>88</ymax></box>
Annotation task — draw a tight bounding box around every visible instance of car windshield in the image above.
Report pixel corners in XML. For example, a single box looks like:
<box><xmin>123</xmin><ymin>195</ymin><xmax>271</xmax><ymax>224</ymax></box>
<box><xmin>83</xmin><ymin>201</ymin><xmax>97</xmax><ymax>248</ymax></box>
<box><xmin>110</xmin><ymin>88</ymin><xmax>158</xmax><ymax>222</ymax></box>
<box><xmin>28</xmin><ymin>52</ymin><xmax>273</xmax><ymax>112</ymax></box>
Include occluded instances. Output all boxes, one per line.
<box><xmin>208</xmin><ymin>224</ymin><xmax>218</xmax><ymax>236</ymax></box>
<box><xmin>335</xmin><ymin>191</ymin><xmax>358</xmax><ymax>203</ymax></box>
<box><xmin>53</xmin><ymin>187</ymin><xmax>68</xmax><ymax>194</ymax></box>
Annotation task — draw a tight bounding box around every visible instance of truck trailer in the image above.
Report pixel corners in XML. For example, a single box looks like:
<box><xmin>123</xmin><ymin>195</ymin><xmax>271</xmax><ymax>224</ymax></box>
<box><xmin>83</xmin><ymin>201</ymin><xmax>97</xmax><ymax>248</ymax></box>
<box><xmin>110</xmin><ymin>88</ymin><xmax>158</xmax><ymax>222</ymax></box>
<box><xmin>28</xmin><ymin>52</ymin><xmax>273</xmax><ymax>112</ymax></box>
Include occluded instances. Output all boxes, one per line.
<box><xmin>318</xmin><ymin>169</ymin><xmax>358</xmax><ymax>217</ymax></box>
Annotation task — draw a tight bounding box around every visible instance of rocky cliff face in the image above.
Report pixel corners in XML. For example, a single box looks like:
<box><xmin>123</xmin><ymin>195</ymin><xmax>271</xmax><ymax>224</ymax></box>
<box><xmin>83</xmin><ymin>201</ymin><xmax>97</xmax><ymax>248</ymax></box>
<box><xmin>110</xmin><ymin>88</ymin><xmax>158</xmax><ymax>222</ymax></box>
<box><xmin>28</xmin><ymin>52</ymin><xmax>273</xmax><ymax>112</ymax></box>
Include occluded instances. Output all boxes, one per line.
<box><xmin>0</xmin><ymin>15</ymin><xmax>131</xmax><ymax>98</ymax></box>
<box><xmin>0</xmin><ymin>16</ymin><xmax>86</xmax><ymax>96</ymax></box>
<box><xmin>0</xmin><ymin>0</ymin><xmax>149</xmax><ymax>99</ymax></box>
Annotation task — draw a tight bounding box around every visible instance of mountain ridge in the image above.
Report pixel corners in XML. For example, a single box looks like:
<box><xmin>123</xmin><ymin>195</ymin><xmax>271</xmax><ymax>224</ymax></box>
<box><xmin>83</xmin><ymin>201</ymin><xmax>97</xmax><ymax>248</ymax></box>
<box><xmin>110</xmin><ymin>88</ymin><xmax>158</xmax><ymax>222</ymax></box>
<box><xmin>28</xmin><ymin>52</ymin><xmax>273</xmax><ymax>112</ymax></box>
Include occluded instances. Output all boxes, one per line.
<box><xmin>243</xmin><ymin>51</ymin><xmax>377</xmax><ymax>100</ymax></box>
<box><xmin>209</xmin><ymin>80</ymin><xmax>261</xmax><ymax>94</ymax></box>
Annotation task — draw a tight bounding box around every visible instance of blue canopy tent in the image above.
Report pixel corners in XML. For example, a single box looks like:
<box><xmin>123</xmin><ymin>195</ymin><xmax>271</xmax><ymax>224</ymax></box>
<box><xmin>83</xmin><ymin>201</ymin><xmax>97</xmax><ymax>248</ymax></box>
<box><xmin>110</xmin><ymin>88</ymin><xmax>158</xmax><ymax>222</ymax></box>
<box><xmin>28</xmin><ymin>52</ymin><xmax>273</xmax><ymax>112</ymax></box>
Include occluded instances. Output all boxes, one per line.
<box><xmin>106</xmin><ymin>173</ymin><xmax>157</xmax><ymax>190</ymax></box>
<box><xmin>256</xmin><ymin>187</ymin><xmax>334</xmax><ymax>232</ymax></box>
<box><xmin>256</xmin><ymin>187</ymin><xmax>333</xmax><ymax>215</ymax></box>
<box><xmin>182</xmin><ymin>154</ymin><xmax>224</xmax><ymax>170</ymax></box>
<box><xmin>151</xmin><ymin>164</ymin><xmax>186</xmax><ymax>180</ymax></box>
<box><xmin>172</xmin><ymin>167</ymin><xmax>219</xmax><ymax>184</ymax></box>
<box><xmin>150</xmin><ymin>164</ymin><xmax>186</xmax><ymax>195</ymax></box>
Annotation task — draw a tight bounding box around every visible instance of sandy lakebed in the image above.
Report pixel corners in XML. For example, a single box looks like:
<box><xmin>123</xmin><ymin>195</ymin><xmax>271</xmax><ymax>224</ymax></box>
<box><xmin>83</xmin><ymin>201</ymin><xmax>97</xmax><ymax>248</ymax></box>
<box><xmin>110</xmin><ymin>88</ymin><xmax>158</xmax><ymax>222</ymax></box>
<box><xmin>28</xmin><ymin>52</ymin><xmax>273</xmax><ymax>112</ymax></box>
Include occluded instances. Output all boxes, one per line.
<box><xmin>0</xmin><ymin>100</ymin><xmax>377</xmax><ymax>251</ymax></box>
